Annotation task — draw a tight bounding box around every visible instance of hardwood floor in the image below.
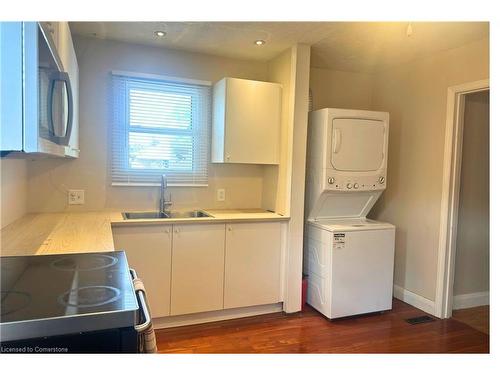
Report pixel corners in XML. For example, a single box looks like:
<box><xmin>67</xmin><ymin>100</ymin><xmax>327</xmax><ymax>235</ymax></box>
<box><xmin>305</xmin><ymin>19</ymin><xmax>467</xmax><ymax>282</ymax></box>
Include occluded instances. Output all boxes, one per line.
<box><xmin>155</xmin><ymin>299</ymin><xmax>489</xmax><ymax>353</ymax></box>
<box><xmin>453</xmin><ymin>305</ymin><xmax>489</xmax><ymax>335</ymax></box>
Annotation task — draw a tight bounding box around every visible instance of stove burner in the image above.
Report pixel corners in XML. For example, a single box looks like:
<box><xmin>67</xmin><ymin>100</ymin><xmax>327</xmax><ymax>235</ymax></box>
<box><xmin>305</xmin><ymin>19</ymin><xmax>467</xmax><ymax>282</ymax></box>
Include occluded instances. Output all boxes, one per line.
<box><xmin>51</xmin><ymin>254</ymin><xmax>118</xmax><ymax>272</ymax></box>
<box><xmin>58</xmin><ymin>286</ymin><xmax>121</xmax><ymax>308</ymax></box>
<box><xmin>1</xmin><ymin>291</ymin><xmax>31</xmax><ymax>316</ymax></box>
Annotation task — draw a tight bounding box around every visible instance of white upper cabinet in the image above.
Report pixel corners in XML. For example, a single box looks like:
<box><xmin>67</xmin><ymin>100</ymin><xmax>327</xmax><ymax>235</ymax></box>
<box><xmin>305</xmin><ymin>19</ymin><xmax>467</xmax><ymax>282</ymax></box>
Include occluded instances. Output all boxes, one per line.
<box><xmin>57</xmin><ymin>22</ymin><xmax>79</xmax><ymax>158</ymax></box>
<box><xmin>212</xmin><ymin>77</ymin><xmax>281</xmax><ymax>164</ymax></box>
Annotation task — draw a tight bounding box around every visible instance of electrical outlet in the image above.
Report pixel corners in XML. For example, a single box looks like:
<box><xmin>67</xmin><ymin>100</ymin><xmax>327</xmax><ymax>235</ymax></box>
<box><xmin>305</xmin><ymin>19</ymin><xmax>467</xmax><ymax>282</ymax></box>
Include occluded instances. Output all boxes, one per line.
<box><xmin>217</xmin><ymin>188</ymin><xmax>226</xmax><ymax>202</ymax></box>
<box><xmin>68</xmin><ymin>190</ymin><xmax>85</xmax><ymax>205</ymax></box>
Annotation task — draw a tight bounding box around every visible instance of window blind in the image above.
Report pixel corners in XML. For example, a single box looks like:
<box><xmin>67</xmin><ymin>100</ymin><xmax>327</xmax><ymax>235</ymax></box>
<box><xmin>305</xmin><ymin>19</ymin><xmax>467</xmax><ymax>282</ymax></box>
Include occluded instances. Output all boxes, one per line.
<box><xmin>111</xmin><ymin>72</ymin><xmax>211</xmax><ymax>186</ymax></box>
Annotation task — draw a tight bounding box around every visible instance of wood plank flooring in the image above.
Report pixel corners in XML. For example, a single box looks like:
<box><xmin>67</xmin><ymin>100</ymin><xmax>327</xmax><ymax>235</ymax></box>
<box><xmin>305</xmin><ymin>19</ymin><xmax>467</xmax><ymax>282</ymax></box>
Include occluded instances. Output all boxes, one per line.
<box><xmin>453</xmin><ymin>305</ymin><xmax>489</xmax><ymax>335</ymax></box>
<box><xmin>155</xmin><ymin>299</ymin><xmax>489</xmax><ymax>353</ymax></box>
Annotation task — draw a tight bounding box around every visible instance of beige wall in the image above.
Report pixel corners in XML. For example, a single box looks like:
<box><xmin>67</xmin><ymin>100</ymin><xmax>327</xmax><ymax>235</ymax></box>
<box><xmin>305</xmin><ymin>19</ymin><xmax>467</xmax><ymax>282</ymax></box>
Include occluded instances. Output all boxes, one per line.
<box><xmin>453</xmin><ymin>90</ymin><xmax>489</xmax><ymax>296</ymax></box>
<box><xmin>309</xmin><ymin>67</ymin><xmax>374</xmax><ymax>111</ymax></box>
<box><xmin>370</xmin><ymin>38</ymin><xmax>489</xmax><ymax>301</ymax></box>
<box><xmin>27</xmin><ymin>36</ymin><xmax>270</xmax><ymax>213</ymax></box>
<box><xmin>262</xmin><ymin>48</ymin><xmax>293</xmax><ymax>215</ymax></box>
<box><xmin>285</xmin><ymin>44</ymin><xmax>311</xmax><ymax>312</ymax></box>
<box><xmin>0</xmin><ymin>158</ymin><xmax>27</xmax><ymax>228</ymax></box>
<box><xmin>262</xmin><ymin>45</ymin><xmax>311</xmax><ymax>312</ymax></box>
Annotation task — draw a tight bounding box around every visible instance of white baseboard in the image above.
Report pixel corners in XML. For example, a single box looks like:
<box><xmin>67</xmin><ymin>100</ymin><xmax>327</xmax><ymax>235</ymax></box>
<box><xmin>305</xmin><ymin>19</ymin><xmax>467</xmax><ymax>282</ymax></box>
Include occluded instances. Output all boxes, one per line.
<box><xmin>393</xmin><ymin>285</ymin><xmax>436</xmax><ymax>316</ymax></box>
<box><xmin>453</xmin><ymin>291</ymin><xmax>489</xmax><ymax>310</ymax></box>
<box><xmin>153</xmin><ymin>303</ymin><xmax>284</xmax><ymax>329</ymax></box>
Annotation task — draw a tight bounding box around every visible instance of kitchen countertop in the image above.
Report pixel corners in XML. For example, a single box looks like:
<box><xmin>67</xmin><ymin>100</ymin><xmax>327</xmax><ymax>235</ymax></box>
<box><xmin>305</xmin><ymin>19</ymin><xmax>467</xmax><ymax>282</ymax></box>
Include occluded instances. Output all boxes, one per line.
<box><xmin>109</xmin><ymin>208</ymin><xmax>288</xmax><ymax>225</ymax></box>
<box><xmin>0</xmin><ymin>212</ymin><xmax>115</xmax><ymax>256</ymax></box>
<box><xmin>0</xmin><ymin>209</ymin><xmax>288</xmax><ymax>256</ymax></box>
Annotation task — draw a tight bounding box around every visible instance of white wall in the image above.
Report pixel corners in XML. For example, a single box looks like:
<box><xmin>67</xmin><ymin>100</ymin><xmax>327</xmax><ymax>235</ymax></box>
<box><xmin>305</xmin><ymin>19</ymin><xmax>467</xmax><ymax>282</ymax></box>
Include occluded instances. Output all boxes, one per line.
<box><xmin>27</xmin><ymin>36</ymin><xmax>270</xmax><ymax>213</ymax></box>
<box><xmin>0</xmin><ymin>158</ymin><xmax>27</xmax><ymax>228</ymax></box>
<box><xmin>370</xmin><ymin>38</ymin><xmax>489</xmax><ymax>302</ymax></box>
<box><xmin>262</xmin><ymin>48</ymin><xmax>292</xmax><ymax>215</ymax></box>
<box><xmin>285</xmin><ymin>44</ymin><xmax>311</xmax><ymax>312</ymax></box>
<box><xmin>453</xmin><ymin>90</ymin><xmax>489</xmax><ymax>297</ymax></box>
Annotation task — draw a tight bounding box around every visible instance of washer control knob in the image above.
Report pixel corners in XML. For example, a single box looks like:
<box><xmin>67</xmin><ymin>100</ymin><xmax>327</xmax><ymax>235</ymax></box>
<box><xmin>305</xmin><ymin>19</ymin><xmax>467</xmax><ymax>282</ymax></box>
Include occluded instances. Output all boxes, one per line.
<box><xmin>347</xmin><ymin>183</ymin><xmax>352</xmax><ymax>189</ymax></box>
<box><xmin>353</xmin><ymin>183</ymin><xmax>359</xmax><ymax>189</ymax></box>
<box><xmin>328</xmin><ymin>177</ymin><xmax>335</xmax><ymax>185</ymax></box>
<box><xmin>379</xmin><ymin>176</ymin><xmax>385</xmax><ymax>184</ymax></box>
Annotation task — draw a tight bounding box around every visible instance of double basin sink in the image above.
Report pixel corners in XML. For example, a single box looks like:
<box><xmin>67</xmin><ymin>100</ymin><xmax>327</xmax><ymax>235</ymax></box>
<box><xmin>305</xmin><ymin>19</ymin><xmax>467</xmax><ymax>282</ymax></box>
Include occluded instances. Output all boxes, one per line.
<box><xmin>122</xmin><ymin>210</ymin><xmax>212</xmax><ymax>220</ymax></box>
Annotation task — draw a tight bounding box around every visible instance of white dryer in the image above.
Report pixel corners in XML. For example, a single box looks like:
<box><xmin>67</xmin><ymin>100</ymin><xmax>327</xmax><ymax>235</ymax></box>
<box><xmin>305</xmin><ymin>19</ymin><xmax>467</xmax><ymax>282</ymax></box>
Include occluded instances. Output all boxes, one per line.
<box><xmin>304</xmin><ymin>108</ymin><xmax>395</xmax><ymax>319</ymax></box>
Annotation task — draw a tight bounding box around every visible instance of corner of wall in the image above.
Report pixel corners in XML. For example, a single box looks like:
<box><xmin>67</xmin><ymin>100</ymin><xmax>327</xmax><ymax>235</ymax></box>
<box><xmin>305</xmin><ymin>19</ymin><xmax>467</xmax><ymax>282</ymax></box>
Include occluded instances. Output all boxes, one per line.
<box><xmin>0</xmin><ymin>158</ymin><xmax>28</xmax><ymax>228</ymax></box>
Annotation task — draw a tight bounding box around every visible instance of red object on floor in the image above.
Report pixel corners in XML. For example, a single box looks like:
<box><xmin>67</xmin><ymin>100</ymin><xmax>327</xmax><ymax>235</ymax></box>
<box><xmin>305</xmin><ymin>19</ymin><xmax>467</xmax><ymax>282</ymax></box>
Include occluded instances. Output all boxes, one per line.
<box><xmin>301</xmin><ymin>277</ymin><xmax>308</xmax><ymax>311</ymax></box>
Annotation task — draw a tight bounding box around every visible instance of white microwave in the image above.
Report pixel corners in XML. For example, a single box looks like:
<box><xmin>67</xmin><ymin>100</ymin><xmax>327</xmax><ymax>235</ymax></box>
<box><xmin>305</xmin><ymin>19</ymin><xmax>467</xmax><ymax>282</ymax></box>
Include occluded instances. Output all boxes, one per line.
<box><xmin>0</xmin><ymin>22</ymin><xmax>74</xmax><ymax>157</ymax></box>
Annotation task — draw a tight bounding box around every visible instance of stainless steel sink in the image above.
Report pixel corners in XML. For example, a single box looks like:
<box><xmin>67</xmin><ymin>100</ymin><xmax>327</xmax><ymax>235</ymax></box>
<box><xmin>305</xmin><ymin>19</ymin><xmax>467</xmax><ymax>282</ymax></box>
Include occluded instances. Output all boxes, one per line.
<box><xmin>122</xmin><ymin>210</ymin><xmax>212</xmax><ymax>220</ymax></box>
<box><xmin>122</xmin><ymin>211</ymin><xmax>169</xmax><ymax>220</ymax></box>
<box><xmin>166</xmin><ymin>210</ymin><xmax>212</xmax><ymax>218</ymax></box>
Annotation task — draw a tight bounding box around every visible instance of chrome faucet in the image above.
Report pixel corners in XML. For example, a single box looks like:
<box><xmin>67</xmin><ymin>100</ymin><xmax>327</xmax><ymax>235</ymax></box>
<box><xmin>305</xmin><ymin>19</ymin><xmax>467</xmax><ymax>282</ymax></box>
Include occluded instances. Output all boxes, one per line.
<box><xmin>159</xmin><ymin>174</ymin><xmax>172</xmax><ymax>214</ymax></box>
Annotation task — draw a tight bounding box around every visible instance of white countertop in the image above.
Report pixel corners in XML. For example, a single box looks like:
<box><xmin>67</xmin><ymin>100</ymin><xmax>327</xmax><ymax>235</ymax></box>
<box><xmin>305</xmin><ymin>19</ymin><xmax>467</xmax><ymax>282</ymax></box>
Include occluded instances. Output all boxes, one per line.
<box><xmin>0</xmin><ymin>209</ymin><xmax>289</xmax><ymax>256</ymax></box>
<box><xmin>109</xmin><ymin>208</ymin><xmax>288</xmax><ymax>226</ymax></box>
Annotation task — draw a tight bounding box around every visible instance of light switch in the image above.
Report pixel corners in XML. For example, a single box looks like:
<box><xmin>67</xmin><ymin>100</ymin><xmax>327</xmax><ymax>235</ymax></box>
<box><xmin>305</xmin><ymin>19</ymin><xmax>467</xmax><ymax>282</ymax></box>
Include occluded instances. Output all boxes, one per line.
<box><xmin>68</xmin><ymin>190</ymin><xmax>85</xmax><ymax>205</ymax></box>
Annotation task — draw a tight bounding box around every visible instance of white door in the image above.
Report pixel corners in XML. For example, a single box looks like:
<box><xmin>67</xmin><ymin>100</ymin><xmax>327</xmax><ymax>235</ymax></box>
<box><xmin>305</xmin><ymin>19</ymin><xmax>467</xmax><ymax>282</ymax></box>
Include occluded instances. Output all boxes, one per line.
<box><xmin>331</xmin><ymin>118</ymin><xmax>385</xmax><ymax>171</ymax></box>
<box><xmin>171</xmin><ymin>223</ymin><xmax>225</xmax><ymax>315</ymax></box>
<box><xmin>112</xmin><ymin>225</ymin><xmax>172</xmax><ymax>318</ymax></box>
<box><xmin>224</xmin><ymin>222</ymin><xmax>282</xmax><ymax>309</ymax></box>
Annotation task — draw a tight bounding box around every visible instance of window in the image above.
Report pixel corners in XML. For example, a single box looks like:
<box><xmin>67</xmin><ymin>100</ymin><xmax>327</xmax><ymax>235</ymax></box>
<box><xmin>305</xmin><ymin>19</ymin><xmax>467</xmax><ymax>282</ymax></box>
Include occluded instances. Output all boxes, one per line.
<box><xmin>111</xmin><ymin>72</ymin><xmax>211</xmax><ymax>186</ymax></box>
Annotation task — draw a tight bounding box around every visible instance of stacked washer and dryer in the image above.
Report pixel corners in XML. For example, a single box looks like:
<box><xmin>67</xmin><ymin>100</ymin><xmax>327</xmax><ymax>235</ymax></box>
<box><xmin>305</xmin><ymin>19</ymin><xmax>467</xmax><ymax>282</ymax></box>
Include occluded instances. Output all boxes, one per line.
<box><xmin>304</xmin><ymin>108</ymin><xmax>395</xmax><ymax>319</ymax></box>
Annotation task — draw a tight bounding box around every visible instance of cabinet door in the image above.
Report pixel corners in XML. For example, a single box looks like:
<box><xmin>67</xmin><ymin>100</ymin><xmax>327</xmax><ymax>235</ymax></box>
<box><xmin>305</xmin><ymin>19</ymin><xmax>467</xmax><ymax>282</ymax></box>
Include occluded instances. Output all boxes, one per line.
<box><xmin>224</xmin><ymin>222</ymin><xmax>282</xmax><ymax>309</ymax></box>
<box><xmin>213</xmin><ymin>78</ymin><xmax>281</xmax><ymax>164</ymax></box>
<box><xmin>57</xmin><ymin>22</ymin><xmax>79</xmax><ymax>158</ymax></box>
<box><xmin>112</xmin><ymin>225</ymin><xmax>172</xmax><ymax>318</ymax></box>
<box><xmin>225</xmin><ymin>78</ymin><xmax>281</xmax><ymax>164</ymax></box>
<box><xmin>171</xmin><ymin>223</ymin><xmax>225</xmax><ymax>315</ymax></box>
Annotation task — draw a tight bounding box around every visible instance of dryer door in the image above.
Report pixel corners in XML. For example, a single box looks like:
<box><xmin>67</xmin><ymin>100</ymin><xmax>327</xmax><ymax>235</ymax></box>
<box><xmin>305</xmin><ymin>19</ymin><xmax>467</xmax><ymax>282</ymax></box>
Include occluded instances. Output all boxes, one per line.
<box><xmin>330</xmin><ymin>118</ymin><xmax>385</xmax><ymax>171</ymax></box>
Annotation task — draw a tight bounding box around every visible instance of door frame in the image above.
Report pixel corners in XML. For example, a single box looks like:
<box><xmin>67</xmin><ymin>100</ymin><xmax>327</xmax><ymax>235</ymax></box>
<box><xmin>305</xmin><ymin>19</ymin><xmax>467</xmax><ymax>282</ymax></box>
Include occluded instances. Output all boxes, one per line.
<box><xmin>434</xmin><ymin>79</ymin><xmax>489</xmax><ymax>319</ymax></box>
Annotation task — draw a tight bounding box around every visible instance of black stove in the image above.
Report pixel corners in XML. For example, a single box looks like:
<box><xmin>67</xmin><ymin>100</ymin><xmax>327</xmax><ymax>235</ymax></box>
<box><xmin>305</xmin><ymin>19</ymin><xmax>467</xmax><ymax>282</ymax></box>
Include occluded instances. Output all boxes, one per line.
<box><xmin>0</xmin><ymin>251</ymin><xmax>143</xmax><ymax>353</ymax></box>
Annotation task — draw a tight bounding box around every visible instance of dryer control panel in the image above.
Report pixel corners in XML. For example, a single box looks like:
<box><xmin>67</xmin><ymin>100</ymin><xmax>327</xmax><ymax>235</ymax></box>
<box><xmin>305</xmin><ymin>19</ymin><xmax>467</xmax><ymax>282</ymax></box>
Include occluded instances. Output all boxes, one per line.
<box><xmin>325</xmin><ymin>173</ymin><xmax>386</xmax><ymax>191</ymax></box>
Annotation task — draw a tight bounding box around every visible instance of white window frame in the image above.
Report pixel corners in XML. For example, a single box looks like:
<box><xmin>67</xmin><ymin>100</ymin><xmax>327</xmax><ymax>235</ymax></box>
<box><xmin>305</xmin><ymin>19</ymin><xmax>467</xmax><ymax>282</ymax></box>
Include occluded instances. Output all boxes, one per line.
<box><xmin>110</xmin><ymin>70</ymin><xmax>212</xmax><ymax>187</ymax></box>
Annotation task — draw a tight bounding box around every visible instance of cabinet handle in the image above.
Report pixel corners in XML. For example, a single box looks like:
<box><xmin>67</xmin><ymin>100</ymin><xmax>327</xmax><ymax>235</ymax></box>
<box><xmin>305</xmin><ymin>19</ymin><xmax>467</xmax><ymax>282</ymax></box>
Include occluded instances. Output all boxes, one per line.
<box><xmin>174</xmin><ymin>228</ymin><xmax>180</xmax><ymax>233</ymax></box>
<box><xmin>226</xmin><ymin>155</ymin><xmax>230</xmax><ymax>161</ymax></box>
<box><xmin>164</xmin><ymin>229</ymin><xmax>170</xmax><ymax>234</ymax></box>
<box><xmin>227</xmin><ymin>226</ymin><xmax>232</xmax><ymax>232</ymax></box>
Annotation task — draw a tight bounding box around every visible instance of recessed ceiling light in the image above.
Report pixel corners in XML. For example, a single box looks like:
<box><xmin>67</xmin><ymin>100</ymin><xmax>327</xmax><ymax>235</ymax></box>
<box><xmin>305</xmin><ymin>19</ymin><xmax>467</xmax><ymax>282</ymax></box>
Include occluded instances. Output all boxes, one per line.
<box><xmin>254</xmin><ymin>39</ymin><xmax>266</xmax><ymax>46</ymax></box>
<box><xmin>154</xmin><ymin>31</ymin><xmax>166</xmax><ymax>37</ymax></box>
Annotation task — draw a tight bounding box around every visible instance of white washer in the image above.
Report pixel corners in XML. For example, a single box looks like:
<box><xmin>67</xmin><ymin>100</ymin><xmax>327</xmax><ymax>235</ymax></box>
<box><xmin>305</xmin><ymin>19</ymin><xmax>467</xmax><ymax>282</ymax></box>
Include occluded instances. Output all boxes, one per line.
<box><xmin>304</xmin><ymin>108</ymin><xmax>395</xmax><ymax>319</ymax></box>
<box><xmin>304</xmin><ymin>218</ymin><xmax>395</xmax><ymax>319</ymax></box>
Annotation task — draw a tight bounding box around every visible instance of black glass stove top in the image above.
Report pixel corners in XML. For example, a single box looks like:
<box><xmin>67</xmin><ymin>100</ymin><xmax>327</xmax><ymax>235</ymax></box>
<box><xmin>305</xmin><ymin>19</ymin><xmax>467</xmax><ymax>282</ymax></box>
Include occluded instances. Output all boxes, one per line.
<box><xmin>0</xmin><ymin>251</ymin><xmax>138</xmax><ymax>342</ymax></box>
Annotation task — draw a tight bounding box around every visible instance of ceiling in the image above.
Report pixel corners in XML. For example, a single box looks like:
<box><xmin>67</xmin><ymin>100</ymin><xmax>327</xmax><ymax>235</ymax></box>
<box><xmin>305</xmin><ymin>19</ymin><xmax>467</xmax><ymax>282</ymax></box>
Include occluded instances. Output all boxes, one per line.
<box><xmin>70</xmin><ymin>22</ymin><xmax>489</xmax><ymax>73</ymax></box>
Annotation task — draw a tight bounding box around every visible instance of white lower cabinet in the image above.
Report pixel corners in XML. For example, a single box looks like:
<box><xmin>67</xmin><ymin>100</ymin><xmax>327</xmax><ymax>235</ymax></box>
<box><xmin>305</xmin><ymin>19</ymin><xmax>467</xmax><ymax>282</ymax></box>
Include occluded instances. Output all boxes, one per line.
<box><xmin>224</xmin><ymin>222</ymin><xmax>282</xmax><ymax>309</ymax></box>
<box><xmin>112</xmin><ymin>225</ymin><xmax>172</xmax><ymax>318</ymax></box>
<box><xmin>170</xmin><ymin>223</ymin><xmax>226</xmax><ymax>316</ymax></box>
<box><xmin>112</xmin><ymin>221</ymin><xmax>283</xmax><ymax>319</ymax></box>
